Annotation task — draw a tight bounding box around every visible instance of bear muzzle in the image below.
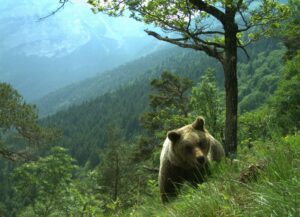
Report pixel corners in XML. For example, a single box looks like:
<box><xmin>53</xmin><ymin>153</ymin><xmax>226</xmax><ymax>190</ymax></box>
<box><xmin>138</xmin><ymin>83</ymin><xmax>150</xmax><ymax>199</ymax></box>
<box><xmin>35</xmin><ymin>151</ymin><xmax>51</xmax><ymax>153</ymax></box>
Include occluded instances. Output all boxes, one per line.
<box><xmin>194</xmin><ymin>148</ymin><xmax>207</xmax><ymax>164</ymax></box>
<box><xmin>197</xmin><ymin>155</ymin><xmax>206</xmax><ymax>164</ymax></box>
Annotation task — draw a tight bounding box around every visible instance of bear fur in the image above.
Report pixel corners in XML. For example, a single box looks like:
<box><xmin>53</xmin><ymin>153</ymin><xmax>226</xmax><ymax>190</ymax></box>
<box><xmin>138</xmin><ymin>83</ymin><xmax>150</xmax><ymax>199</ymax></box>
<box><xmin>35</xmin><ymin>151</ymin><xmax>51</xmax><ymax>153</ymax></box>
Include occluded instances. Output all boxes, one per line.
<box><xmin>158</xmin><ymin>116</ymin><xmax>225</xmax><ymax>202</ymax></box>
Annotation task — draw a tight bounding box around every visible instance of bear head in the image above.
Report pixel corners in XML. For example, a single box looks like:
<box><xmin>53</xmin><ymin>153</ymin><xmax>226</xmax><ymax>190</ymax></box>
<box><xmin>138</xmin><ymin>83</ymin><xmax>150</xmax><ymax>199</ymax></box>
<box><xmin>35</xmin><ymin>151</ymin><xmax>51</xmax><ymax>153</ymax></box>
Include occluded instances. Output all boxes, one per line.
<box><xmin>167</xmin><ymin>116</ymin><xmax>213</xmax><ymax>169</ymax></box>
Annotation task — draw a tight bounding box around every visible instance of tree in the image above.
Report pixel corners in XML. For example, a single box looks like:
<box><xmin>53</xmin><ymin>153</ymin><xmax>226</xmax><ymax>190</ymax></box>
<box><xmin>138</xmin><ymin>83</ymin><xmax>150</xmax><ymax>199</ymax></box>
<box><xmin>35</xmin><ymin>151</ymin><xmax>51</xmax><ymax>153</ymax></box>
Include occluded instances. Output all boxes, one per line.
<box><xmin>13</xmin><ymin>147</ymin><xmax>75</xmax><ymax>217</ymax></box>
<box><xmin>190</xmin><ymin>68</ymin><xmax>224</xmax><ymax>138</ymax></box>
<box><xmin>270</xmin><ymin>52</ymin><xmax>300</xmax><ymax>134</ymax></box>
<box><xmin>270</xmin><ymin>0</ymin><xmax>300</xmax><ymax>134</ymax></box>
<box><xmin>140</xmin><ymin>71</ymin><xmax>193</xmax><ymax>140</ymax></box>
<box><xmin>281</xmin><ymin>0</ymin><xmax>300</xmax><ymax>60</ymax></box>
<box><xmin>0</xmin><ymin>83</ymin><xmax>57</xmax><ymax>161</ymax></box>
<box><xmin>95</xmin><ymin>123</ymin><xmax>130</xmax><ymax>207</ymax></box>
<box><xmin>88</xmin><ymin>0</ymin><xmax>288</xmax><ymax>157</ymax></box>
<box><xmin>13</xmin><ymin>146</ymin><xmax>103</xmax><ymax>217</ymax></box>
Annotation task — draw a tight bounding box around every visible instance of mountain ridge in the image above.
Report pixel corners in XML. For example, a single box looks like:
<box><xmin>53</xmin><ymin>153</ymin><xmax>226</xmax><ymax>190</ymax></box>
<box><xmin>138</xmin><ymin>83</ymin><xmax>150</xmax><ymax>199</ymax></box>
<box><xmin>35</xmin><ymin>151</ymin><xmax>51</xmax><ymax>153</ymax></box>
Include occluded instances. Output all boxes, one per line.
<box><xmin>0</xmin><ymin>0</ymin><xmax>162</xmax><ymax>101</ymax></box>
<box><xmin>35</xmin><ymin>46</ymin><xmax>191</xmax><ymax>117</ymax></box>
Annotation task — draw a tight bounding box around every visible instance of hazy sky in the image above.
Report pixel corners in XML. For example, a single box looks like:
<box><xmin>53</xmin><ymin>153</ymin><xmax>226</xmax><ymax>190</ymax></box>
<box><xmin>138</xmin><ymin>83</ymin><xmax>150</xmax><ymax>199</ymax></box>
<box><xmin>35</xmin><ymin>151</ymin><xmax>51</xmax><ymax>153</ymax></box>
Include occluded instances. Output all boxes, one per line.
<box><xmin>0</xmin><ymin>0</ymin><xmax>163</xmax><ymax>101</ymax></box>
<box><xmin>0</xmin><ymin>0</ymin><xmax>150</xmax><ymax>58</ymax></box>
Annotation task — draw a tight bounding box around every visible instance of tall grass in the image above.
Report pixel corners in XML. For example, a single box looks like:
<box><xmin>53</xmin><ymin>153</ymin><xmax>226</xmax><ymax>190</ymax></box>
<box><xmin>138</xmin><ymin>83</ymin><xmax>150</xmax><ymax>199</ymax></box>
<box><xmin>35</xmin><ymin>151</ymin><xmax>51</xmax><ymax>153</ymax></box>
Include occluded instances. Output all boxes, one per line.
<box><xmin>121</xmin><ymin>134</ymin><xmax>300</xmax><ymax>217</ymax></box>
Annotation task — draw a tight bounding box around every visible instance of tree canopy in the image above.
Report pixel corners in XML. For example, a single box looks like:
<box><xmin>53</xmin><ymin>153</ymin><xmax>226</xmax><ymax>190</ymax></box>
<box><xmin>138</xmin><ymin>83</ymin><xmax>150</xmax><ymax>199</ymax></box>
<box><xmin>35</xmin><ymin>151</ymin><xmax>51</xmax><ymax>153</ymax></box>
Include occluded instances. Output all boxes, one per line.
<box><xmin>0</xmin><ymin>83</ymin><xmax>56</xmax><ymax>161</ymax></box>
<box><xmin>87</xmin><ymin>0</ymin><xmax>289</xmax><ymax>157</ymax></box>
<box><xmin>88</xmin><ymin>0</ymin><xmax>288</xmax><ymax>60</ymax></box>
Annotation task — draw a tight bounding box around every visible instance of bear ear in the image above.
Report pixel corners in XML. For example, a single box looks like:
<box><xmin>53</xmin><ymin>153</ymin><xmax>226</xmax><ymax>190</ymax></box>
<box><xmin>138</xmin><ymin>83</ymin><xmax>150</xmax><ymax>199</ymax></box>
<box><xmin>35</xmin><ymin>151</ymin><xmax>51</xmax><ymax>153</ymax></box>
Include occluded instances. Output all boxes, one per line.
<box><xmin>168</xmin><ymin>131</ymin><xmax>181</xmax><ymax>143</ymax></box>
<box><xmin>192</xmin><ymin>116</ymin><xmax>205</xmax><ymax>131</ymax></box>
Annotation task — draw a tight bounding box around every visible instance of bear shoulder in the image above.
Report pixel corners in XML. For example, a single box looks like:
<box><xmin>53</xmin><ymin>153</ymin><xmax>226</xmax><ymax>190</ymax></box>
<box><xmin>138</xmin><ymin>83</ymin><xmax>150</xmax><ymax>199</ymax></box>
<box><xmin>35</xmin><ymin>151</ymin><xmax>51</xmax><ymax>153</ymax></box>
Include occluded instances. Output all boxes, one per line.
<box><xmin>207</xmin><ymin>134</ymin><xmax>225</xmax><ymax>162</ymax></box>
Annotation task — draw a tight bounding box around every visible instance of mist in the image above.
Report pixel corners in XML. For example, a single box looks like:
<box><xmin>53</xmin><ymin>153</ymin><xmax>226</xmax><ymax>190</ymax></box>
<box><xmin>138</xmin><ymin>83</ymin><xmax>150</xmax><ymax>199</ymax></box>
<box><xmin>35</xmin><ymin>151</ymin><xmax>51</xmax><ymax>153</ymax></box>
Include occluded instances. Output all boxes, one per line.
<box><xmin>0</xmin><ymin>0</ymin><xmax>162</xmax><ymax>101</ymax></box>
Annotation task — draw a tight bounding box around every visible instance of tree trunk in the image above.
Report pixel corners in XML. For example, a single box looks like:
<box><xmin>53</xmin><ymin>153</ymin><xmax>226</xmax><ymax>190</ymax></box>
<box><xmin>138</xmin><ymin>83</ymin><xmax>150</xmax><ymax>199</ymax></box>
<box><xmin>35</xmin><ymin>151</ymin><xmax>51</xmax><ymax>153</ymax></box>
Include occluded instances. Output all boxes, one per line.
<box><xmin>223</xmin><ymin>17</ymin><xmax>238</xmax><ymax>158</ymax></box>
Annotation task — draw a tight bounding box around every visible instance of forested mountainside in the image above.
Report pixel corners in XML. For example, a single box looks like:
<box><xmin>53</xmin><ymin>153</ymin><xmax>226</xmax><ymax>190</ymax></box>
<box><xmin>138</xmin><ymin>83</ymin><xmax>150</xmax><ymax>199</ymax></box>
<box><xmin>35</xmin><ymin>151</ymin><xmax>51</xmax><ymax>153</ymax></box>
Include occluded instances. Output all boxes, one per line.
<box><xmin>41</xmin><ymin>38</ymin><xmax>284</xmax><ymax>166</ymax></box>
<box><xmin>35</xmin><ymin>47</ymin><xmax>215</xmax><ymax>117</ymax></box>
<box><xmin>36</xmin><ymin>38</ymin><xmax>281</xmax><ymax>117</ymax></box>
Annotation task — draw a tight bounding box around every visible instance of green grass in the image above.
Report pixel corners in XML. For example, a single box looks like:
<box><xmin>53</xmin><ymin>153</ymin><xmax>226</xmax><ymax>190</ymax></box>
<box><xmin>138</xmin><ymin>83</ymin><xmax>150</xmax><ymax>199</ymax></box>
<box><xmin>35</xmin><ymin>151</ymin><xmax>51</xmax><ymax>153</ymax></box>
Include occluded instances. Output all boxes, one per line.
<box><xmin>117</xmin><ymin>134</ymin><xmax>300</xmax><ymax>217</ymax></box>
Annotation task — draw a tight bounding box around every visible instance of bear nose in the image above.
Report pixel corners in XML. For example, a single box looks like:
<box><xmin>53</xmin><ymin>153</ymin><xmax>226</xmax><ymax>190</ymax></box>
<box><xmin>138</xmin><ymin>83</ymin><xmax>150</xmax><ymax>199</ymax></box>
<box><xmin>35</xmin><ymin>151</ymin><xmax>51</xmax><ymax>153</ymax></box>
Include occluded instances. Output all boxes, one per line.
<box><xmin>197</xmin><ymin>156</ymin><xmax>205</xmax><ymax>164</ymax></box>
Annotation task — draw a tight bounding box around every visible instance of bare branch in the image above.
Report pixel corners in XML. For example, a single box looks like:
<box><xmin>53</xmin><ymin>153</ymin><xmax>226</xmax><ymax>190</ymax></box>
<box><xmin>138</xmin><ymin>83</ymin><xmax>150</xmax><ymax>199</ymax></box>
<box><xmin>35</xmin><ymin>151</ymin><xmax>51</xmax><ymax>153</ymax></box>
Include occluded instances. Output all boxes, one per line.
<box><xmin>39</xmin><ymin>0</ymin><xmax>69</xmax><ymax>21</ymax></box>
<box><xmin>185</xmin><ymin>0</ymin><xmax>192</xmax><ymax>31</ymax></box>
<box><xmin>195</xmin><ymin>30</ymin><xmax>225</xmax><ymax>35</ymax></box>
<box><xmin>237</xmin><ymin>39</ymin><xmax>250</xmax><ymax>60</ymax></box>
<box><xmin>0</xmin><ymin>148</ymin><xmax>31</xmax><ymax>161</ymax></box>
<box><xmin>238</xmin><ymin>9</ymin><xmax>249</xmax><ymax>28</ymax></box>
<box><xmin>145</xmin><ymin>30</ymin><xmax>224</xmax><ymax>62</ymax></box>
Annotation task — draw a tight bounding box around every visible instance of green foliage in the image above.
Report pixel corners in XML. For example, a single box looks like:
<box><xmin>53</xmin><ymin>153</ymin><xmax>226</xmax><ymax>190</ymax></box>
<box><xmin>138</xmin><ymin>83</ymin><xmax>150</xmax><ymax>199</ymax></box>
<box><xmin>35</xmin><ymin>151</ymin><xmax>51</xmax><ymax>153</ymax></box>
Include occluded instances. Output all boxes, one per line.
<box><xmin>238</xmin><ymin>48</ymin><xmax>285</xmax><ymax>113</ymax></box>
<box><xmin>89</xmin><ymin>0</ymin><xmax>288</xmax><ymax>46</ymax></box>
<box><xmin>246</xmin><ymin>135</ymin><xmax>300</xmax><ymax>216</ymax></box>
<box><xmin>19</xmin><ymin>36</ymin><xmax>292</xmax><ymax>217</ymax></box>
<box><xmin>1</xmin><ymin>10</ymin><xmax>298</xmax><ymax>213</ymax></box>
<box><xmin>238</xmin><ymin>106</ymin><xmax>278</xmax><ymax>146</ymax></box>
<box><xmin>270</xmin><ymin>52</ymin><xmax>300</xmax><ymax>134</ymax></box>
<box><xmin>190</xmin><ymin>68</ymin><xmax>225</xmax><ymax>136</ymax></box>
<box><xmin>0</xmin><ymin>82</ymin><xmax>37</xmax><ymax>131</ymax></box>
<box><xmin>119</xmin><ymin>134</ymin><xmax>300</xmax><ymax>217</ymax></box>
<box><xmin>40</xmin><ymin>39</ymin><xmax>280</xmax><ymax>166</ymax></box>
<box><xmin>140</xmin><ymin>71</ymin><xmax>193</xmax><ymax>140</ymax></box>
<box><xmin>88</xmin><ymin>0</ymin><xmax>289</xmax><ymax>156</ymax></box>
<box><xmin>281</xmin><ymin>0</ymin><xmax>300</xmax><ymax>59</ymax></box>
<box><xmin>0</xmin><ymin>82</ymin><xmax>58</xmax><ymax>161</ymax></box>
<box><xmin>150</xmin><ymin>71</ymin><xmax>193</xmax><ymax>116</ymax></box>
<box><xmin>95</xmin><ymin>124</ymin><xmax>129</xmax><ymax>204</ymax></box>
<box><xmin>13</xmin><ymin>146</ymin><xmax>103</xmax><ymax>217</ymax></box>
<box><xmin>13</xmin><ymin>146</ymin><xmax>76</xmax><ymax>216</ymax></box>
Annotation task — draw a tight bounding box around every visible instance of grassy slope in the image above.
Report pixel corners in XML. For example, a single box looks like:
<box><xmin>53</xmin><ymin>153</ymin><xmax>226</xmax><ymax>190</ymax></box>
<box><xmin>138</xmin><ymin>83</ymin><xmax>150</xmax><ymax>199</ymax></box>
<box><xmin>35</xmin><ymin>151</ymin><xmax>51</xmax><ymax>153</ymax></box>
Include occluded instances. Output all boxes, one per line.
<box><xmin>117</xmin><ymin>134</ymin><xmax>300</xmax><ymax>217</ymax></box>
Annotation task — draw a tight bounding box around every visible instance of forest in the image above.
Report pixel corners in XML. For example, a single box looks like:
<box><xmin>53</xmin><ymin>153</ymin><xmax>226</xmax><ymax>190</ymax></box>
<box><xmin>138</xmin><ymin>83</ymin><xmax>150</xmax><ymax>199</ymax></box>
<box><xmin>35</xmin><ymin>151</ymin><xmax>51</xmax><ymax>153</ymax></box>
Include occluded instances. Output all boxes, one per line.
<box><xmin>0</xmin><ymin>0</ymin><xmax>300</xmax><ymax>216</ymax></box>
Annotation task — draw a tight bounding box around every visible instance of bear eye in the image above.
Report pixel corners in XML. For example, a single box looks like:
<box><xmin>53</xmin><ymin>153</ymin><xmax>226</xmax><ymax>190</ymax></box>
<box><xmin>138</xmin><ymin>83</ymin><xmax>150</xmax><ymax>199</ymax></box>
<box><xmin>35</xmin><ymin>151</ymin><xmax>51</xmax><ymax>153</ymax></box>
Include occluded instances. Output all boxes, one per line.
<box><xmin>198</xmin><ymin>141</ymin><xmax>206</xmax><ymax>148</ymax></box>
<box><xmin>185</xmin><ymin>146</ymin><xmax>193</xmax><ymax>153</ymax></box>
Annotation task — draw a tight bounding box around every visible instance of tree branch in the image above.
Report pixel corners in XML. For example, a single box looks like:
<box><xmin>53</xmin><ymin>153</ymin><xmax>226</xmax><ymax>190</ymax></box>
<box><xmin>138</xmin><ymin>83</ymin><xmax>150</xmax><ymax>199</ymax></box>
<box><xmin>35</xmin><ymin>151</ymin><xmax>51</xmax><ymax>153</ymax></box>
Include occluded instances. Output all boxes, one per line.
<box><xmin>195</xmin><ymin>30</ymin><xmax>225</xmax><ymax>35</ymax></box>
<box><xmin>189</xmin><ymin>0</ymin><xmax>226</xmax><ymax>25</ymax></box>
<box><xmin>191</xmin><ymin>34</ymin><xmax>225</xmax><ymax>49</ymax></box>
<box><xmin>238</xmin><ymin>9</ymin><xmax>250</xmax><ymax>28</ymax></box>
<box><xmin>0</xmin><ymin>148</ymin><xmax>30</xmax><ymax>161</ymax></box>
<box><xmin>39</xmin><ymin>0</ymin><xmax>69</xmax><ymax>21</ymax></box>
<box><xmin>145</xmin><ymin>30</ymin><xmax>224</xmax><ymax>62</ymax></box>
<box><xmin>185</xmin><ymin>0</ymin><xmax>192</xmax><ymax>31</ymax></box>
<box><xmin>145</xmin><ymin>30</ymin><xmax>223</xmax><ymax>62</ymax></box>
<box><xmin>237</xmin><ymin>39</ymin><xmax>250</xmax><ymax>60</ymax></box>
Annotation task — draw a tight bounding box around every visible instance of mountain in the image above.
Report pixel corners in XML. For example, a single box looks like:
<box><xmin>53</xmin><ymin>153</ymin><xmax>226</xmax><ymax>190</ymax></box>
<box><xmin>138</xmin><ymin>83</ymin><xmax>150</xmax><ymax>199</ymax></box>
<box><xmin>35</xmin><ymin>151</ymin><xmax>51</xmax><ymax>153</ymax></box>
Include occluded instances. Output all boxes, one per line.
<box><xmin>0</xmin><ymin>0</ymin><xmax>163</xmax><ymax>101</ymax></box>
<box><xmin>35</xmin><ymin>47</ymin><xmax>208</xmax><ymax>117</ymax></box>
<box><xmin>35</xmin><ymin>38</ymin><xmax>282</xmax><ymax>117</ymax></box>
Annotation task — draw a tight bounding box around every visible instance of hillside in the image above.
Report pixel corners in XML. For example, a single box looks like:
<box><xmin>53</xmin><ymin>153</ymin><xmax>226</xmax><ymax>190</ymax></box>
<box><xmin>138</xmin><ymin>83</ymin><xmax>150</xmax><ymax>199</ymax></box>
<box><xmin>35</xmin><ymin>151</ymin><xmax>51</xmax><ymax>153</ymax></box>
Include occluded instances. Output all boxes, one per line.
<box><xmin>41</xmin><ymin>38</ymin><xmax>284</xmax><ymax>165</ymax></box>
<box><xmin>122</xmin><ymin>134</ymin><xmax>300</xmax><ymax>217</ymax></box>
<box><xmin>36</xmin><ymin>38</ymin><xmax>282</xmax><ymax>117</ymax></box>
<box><xmin>35</xmin><ymin>47</ymin><xmax>218</xmax><ymax>117</ymax></box>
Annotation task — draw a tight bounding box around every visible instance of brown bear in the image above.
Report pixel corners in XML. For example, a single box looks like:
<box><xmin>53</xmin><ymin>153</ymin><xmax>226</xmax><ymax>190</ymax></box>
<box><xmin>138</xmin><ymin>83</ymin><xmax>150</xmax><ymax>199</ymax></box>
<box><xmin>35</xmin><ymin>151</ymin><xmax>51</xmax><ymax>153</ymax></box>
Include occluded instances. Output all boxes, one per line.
<box><xmin>158</xmin><ymin>116</ymin><xmax>225</xmax><ymax>202</ymax></box>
